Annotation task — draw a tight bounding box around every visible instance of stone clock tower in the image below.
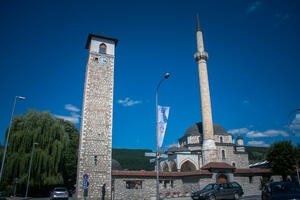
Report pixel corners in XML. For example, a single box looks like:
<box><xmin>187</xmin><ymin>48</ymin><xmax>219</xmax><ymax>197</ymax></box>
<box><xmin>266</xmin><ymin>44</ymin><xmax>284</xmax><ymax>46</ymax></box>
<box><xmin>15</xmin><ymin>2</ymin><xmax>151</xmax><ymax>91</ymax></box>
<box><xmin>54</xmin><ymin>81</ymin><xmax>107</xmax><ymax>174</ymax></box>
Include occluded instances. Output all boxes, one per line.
<box><xmin>76</xmin><ymin>34</ymin><xmax>118</xmax><ymax>200</ymax></box>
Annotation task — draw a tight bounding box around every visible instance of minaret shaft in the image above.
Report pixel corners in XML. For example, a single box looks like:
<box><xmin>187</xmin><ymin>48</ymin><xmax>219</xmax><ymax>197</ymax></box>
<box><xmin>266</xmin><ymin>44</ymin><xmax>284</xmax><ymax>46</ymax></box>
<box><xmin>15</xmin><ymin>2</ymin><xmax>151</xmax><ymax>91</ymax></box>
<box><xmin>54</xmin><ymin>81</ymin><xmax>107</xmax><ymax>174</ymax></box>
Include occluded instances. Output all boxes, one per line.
<box><xmin>198</xmin><ymin>60</ymin><xmax>214</xmax><ymax>140</ymax></box>
<box><xmin>194</xmin><ymin>18</ymin><xmax>217</xmax><ymax>164</ymax></box>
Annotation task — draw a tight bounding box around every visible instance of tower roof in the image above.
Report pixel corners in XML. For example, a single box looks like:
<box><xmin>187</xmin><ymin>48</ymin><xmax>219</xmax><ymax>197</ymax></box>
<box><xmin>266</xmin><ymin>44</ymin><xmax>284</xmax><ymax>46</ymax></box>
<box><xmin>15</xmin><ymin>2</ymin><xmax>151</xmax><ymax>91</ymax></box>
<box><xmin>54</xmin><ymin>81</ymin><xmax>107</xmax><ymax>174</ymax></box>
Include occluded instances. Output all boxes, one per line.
<box><xmin>85</xmin><ymin>33</ymin><xmax>118</xmax><ymax>49</ymax></box>
<box><xmin>196</xmin><ymin>14</ymin><xmax>202</xmax><ymax>32</ymax></box>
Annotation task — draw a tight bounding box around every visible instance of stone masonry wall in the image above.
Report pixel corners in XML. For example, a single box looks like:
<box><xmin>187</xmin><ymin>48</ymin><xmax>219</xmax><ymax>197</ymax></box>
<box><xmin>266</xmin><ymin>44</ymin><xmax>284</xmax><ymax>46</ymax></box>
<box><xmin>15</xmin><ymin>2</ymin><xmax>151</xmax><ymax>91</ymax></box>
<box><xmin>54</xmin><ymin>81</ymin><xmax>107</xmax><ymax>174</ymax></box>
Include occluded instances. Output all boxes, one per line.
<box><xmin>76</xmin><ymin>51</ymin><xmax>115</xmax><ymax>200</ymax></box>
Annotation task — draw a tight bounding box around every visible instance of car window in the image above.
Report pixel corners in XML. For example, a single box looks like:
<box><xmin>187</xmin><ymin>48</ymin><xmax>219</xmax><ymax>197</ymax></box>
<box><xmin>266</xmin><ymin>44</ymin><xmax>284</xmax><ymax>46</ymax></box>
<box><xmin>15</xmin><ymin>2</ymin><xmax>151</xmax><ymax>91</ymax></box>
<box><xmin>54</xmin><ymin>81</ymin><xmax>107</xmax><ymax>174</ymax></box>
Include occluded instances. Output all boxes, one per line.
<box><xmin>271</xmin><ymin>184</ymin><xmax>287</xmax><ymax>194</ymax></box>
<box><xmin>230</xmin><ymin>182</ymin><xmax>240</xmax><ymax>188</ymax></box>
<box><xmin>203</xmin><ymin>184</ymin><xmax>215</xmax><ymax>190</ymax></box>
<box><xmin>54</xmin><ymin>188</ymin><xmax>67</xmax><ymax>192</ymax></box>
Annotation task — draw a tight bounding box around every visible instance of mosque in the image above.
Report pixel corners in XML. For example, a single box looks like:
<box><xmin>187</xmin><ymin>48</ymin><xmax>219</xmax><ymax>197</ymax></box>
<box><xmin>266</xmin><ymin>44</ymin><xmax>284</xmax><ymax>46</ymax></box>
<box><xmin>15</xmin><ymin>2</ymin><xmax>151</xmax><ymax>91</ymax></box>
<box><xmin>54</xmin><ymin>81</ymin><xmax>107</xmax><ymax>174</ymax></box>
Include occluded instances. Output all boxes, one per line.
<box><xmin>109</xmin><ymin>17</ymin><xmax>279</xmax><ymax>200</ymax></box>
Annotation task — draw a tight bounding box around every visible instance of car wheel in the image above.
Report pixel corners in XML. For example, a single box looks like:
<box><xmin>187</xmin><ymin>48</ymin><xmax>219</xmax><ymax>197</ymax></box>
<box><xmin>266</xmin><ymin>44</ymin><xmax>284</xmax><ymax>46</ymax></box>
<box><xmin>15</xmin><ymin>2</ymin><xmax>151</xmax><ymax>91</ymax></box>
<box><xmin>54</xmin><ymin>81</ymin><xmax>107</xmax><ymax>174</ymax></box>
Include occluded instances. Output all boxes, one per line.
<box><xmin>234</xmin><ymin>193</ymin><xmax>240</xmax><ymax>200</ymax></box>
<box><xmin>209</xmin><ymin>195</ymin><xmax>216</xmax><ymax>200</ymax></box>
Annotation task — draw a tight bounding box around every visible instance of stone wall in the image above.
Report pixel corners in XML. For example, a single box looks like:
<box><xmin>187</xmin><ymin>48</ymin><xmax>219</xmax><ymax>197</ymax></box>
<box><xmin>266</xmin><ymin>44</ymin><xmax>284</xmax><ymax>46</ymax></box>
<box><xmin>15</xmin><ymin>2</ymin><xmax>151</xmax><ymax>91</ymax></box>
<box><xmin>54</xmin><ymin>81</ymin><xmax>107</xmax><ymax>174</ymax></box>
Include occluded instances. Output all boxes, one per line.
<box><xmin>76</xmin><ymin>35</ymin><xmax>115</xmax><ymax>200</ymax></box>
<box><xmin>112</xmin><ymin>172</ymin><xmax>278</xmax><ymax>199</ymax></box>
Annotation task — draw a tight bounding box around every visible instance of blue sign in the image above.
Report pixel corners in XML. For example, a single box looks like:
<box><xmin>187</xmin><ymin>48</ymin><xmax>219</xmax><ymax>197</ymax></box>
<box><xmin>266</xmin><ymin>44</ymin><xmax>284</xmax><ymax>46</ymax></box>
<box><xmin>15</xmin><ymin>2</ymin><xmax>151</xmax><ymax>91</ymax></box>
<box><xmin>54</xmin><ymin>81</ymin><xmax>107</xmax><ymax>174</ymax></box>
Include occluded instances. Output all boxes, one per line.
<box><xmin>83</xmin><ymin>173</ymin><xmax>88</xmax><ymax>180</ymax></box>
<box><xmin>83</xmin><ymin>179</ymin><xmax>88</xmax><ymax>190</ymax></box>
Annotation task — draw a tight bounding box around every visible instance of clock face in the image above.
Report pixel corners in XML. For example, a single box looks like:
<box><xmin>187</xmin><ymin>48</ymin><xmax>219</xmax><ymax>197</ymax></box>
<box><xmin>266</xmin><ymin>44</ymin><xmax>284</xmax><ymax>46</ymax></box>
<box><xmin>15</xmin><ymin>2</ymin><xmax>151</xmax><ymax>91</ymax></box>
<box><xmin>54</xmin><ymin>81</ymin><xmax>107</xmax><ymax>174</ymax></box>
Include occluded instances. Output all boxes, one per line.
<box><xmin>99</xmin><ymin>56</ymin><xmax>109</xmax><ymax>65</ymax></box>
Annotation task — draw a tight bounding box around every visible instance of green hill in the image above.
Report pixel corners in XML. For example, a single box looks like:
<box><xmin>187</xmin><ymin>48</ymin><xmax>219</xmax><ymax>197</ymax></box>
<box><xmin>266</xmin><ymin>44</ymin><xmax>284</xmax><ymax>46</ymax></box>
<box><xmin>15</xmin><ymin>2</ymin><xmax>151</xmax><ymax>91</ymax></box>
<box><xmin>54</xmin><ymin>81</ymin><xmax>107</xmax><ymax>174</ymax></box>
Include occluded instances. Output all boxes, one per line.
<box><xmin>246</xmin><ymin>146</ymin><xmax>269</xmax><ymax>164</ymax></box>
<box><xmin>112</xmin><ymin>146</ymin><xmax>268</xmax><ymax>170</ymax></box>
<box><xmin>112</xmin><ymin>148</ymin><xmax>155</xmax><ymax>171</ymax></box>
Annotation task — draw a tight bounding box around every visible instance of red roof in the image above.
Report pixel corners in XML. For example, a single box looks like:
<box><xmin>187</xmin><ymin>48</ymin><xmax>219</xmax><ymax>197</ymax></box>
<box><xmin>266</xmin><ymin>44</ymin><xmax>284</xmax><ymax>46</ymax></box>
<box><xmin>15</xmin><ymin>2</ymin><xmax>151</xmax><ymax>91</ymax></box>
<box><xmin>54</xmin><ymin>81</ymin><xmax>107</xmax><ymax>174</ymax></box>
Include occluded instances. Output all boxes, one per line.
<box><xmin>112</xmin><ymin>170</ymin><xmax>211</xmax><ymax>177</ymax></box>
<box><xmin>235</xmin><ymin>168</ymin><xmax>272</xmax><ymax>175</ymax></box>
<box><xmin>202</xmin><ymin>162</ymin><xmax>236</xmax><ymax>170</ymax></box>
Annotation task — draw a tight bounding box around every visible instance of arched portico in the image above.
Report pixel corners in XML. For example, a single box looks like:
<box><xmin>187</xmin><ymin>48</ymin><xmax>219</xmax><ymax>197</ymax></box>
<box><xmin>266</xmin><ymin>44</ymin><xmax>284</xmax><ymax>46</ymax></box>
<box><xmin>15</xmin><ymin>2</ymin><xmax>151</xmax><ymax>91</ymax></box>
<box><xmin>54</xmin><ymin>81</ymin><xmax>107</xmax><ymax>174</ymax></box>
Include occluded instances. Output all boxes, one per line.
<box><xmin>162</xmin><ymin>162</ymin><xmax>169</xmax><ymax>172</ymax></box>
<box><xmin>179</xmin><ymin>159</ymin><xmax>197</xmax><ymax>172</ymax></box>
<box><xmin>170</xmin><ymin>161</ymin><xmax>177</xmax><ymax>172</ymax></box>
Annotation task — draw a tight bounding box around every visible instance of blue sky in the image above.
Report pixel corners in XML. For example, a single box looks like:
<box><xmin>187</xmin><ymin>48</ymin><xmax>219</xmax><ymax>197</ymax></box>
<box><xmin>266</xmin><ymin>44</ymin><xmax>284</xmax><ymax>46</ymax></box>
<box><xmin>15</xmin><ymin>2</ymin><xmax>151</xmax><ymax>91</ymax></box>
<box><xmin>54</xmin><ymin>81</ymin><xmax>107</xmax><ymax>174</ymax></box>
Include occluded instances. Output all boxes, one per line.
<box><xmin>0</xmin><ymin>0</ymin><xmax>299</xmax><ymax>150</ymax></box>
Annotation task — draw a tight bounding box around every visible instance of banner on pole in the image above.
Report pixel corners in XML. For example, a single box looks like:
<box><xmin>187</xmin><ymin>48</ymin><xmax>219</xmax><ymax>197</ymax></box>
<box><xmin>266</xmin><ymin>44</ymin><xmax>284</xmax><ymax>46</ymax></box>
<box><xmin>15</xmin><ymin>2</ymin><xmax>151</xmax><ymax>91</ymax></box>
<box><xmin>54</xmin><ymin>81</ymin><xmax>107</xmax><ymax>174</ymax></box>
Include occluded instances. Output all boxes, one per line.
<box><xmin>157</xmin><ymin>105</ymin><xmax>170</xmax><ymax>148</ymax></box>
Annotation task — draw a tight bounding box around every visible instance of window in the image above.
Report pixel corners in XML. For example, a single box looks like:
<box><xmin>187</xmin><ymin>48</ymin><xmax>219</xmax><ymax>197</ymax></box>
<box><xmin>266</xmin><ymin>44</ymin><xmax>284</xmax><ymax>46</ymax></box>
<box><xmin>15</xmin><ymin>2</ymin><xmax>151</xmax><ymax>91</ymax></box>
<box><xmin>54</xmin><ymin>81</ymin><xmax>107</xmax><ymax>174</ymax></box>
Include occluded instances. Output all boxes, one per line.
<box><xmin>99</xmin><ymin>43</ymin><xmax>107</xmax><ymax>54</ymax></box>
<box><xmin>94</xmin><ymin>155</ymin><xmax>97</xmax><ymax>166</ymax></box>
<box><xmin>222</xmin><ymin>150</ymin><xmax>226</xmax><ymax>160</ymax></box>
<box><xmin>232</xmin><ymin>162</ymin><xmax>236</xmax><ymax>167</ymax></box>
<box><xmin>125</xmin><ymin>180</ymin><xmax>142</xmax><ymax>189</ymax></box>
<box><xmin>249</xmin><ymin>176</ymin><xmax>253</xmax><ymax>183</ymax></box>
<box><xmin>220</xmin><ymin>137</ymin><xmax>223</xmax><ymax>143</ymax></box>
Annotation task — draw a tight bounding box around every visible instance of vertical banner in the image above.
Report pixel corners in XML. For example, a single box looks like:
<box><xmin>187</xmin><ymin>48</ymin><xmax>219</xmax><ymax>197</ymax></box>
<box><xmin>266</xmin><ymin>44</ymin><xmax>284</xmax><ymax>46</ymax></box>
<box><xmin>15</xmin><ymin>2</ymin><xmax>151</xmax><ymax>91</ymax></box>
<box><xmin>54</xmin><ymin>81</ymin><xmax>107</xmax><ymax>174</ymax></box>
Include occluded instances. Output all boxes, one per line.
<box><xmin>157</xmin><ymin>105</ymin><xmax>170</xmax><ymax>148</ymax></box>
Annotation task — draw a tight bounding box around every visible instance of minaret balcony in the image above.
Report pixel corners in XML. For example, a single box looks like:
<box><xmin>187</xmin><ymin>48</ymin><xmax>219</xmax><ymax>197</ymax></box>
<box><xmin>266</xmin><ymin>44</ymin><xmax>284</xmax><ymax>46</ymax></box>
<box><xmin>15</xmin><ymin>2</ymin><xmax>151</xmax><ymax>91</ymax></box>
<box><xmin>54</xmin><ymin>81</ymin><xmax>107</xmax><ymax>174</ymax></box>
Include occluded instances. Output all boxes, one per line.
<box><xmin>194</xmin><ymin>51</ymin><xmax>208</xmax><ymax>62</ymax></box>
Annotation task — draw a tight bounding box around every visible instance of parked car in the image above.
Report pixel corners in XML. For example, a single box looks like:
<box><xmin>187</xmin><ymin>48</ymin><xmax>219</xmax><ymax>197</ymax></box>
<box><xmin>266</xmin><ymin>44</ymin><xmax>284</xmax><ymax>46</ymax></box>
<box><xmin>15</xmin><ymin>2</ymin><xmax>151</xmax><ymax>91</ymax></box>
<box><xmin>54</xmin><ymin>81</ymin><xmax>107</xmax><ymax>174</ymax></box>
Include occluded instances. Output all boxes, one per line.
<box><xmin>191</xmin><ymin>182</ymin><xmax>244</xmax><ymax>200</ymax></box>
<box><xmin>50</xmin><ymin>187</ymin><xmax>69</xmax><ymax>200</ymax></box>
<box><xmin>261</xmin><ymin>182</ymin><xmax>300</xmax><ymax>200</ymax></box>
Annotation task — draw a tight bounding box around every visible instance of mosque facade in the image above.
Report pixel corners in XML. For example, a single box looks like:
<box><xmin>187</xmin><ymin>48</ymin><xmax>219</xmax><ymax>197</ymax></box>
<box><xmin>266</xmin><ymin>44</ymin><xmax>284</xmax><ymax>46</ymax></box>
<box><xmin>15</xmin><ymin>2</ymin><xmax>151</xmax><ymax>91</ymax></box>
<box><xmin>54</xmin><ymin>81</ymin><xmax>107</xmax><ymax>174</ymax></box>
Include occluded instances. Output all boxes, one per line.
<box><xmin>110</xmin><ymin>17</ymin><xmax>280</xmax><ymax>200</ymax></box>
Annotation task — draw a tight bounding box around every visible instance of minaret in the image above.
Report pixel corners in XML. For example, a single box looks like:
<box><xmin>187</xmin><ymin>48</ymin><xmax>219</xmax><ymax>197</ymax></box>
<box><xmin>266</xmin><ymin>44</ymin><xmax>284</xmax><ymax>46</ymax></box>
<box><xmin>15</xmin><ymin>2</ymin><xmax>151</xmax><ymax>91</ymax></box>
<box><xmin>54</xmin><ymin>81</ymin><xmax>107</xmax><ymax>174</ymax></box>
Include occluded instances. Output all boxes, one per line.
<box><xmin>194</xmin><ymin>15</ymin><xmax>217</xmax><ymax>164</ymax></box>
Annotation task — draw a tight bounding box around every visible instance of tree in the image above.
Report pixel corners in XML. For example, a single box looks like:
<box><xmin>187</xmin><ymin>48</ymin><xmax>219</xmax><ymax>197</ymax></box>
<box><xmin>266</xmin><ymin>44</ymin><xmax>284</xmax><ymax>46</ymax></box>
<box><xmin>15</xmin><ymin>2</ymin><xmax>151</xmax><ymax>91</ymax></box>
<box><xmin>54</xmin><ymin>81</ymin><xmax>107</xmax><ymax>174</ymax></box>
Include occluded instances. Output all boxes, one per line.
<box><xmin>1</xmin><ymin>110</ymin><xmax>79</xmax><ymax>195</ymax></box>
<box><xmin>266</xmin><ymin>141</ymin><xmax>296</xmax><ymax>181</ymax></box>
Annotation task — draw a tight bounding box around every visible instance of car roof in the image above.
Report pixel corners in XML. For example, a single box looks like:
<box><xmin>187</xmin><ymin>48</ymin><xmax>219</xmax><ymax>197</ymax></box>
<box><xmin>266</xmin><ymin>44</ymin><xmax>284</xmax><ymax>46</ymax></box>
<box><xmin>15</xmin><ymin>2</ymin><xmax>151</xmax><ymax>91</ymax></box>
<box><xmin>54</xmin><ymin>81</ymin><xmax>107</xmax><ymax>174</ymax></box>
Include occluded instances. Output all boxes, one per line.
<box><xmin>54</xmin><ymin>187</ymin><xmax>67</xmax><ymax>190</ymax></box>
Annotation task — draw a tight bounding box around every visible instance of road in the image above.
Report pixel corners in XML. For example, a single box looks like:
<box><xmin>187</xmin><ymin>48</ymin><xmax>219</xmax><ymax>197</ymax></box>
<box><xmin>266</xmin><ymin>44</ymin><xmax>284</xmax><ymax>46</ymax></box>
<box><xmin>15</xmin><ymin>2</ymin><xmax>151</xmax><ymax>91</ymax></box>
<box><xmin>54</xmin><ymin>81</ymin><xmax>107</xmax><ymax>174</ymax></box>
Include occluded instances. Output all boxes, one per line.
<box><xmin>7</xmin><ymin>195</ymin><xmax>262</xmax><ymax>200</ymax></box>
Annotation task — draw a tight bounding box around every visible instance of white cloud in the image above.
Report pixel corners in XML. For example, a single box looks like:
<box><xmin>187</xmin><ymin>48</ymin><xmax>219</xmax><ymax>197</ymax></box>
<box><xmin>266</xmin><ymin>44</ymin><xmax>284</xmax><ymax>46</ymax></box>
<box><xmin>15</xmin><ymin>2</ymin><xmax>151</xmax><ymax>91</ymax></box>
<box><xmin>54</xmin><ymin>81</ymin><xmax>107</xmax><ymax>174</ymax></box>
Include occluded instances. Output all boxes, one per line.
<box><xmin>65</xmin><ymin>104</ymin><xmax>80</xmax><ymax>112</ymax></box>
<box><xmin>246</xmin><ymin>1</ymin><xmax>262</xmax><ymax>13</ymax></box>
<box><xmin>55</xmin><ymin>112</ymin><xmax>80</xmax><ymax>124</ymax></box>
<box><xmin>54</xmin><ymin>104</ymin><xmax>81</xmax><ymax>124</ymax></box>
<box><xmin>291</xmin><ymin>114</ymin><xmax>300</xmax><ymax>136</ymax></box>
<box><xmin>243</xmin><ymin>100</ymin><xmax>249</xmax><ymax>104</ymax></box>
<box><xmin>274</xmin><ymin>13</ymin><xmax>290</xmax><ymax>27</ymax></box>
<box><xmin>248</xmin><ymin>140</ymin><xmax>269</xmax><ymax>147</ymax></box>
<box><xmin>229</xmin><ymin>127</ymin><xmax>288</xmax><ymax>138</ymax></box>
<box><xmin>247</xmin><ymin>129</ymin><xmax>288</xmax><ymax>138</ymax></box>
<box><xmin>228</xmin><ymin>128</ymin><xmax>249</xmax><ymax>134</ymax></box>
<box><xmin>118</xmin><ymin>97</ymin><xmax>141</xmax><ymax>107</ymax></box>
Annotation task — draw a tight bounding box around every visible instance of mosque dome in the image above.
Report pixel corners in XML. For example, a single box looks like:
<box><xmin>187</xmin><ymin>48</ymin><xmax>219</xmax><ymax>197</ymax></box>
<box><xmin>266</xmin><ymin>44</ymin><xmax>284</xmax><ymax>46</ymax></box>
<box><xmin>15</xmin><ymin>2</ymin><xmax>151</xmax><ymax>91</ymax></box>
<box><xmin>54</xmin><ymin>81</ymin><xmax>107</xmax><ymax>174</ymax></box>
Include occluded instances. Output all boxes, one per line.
<box><xmin>184</xmin><ymin>122</ymin><xmax>230</xmax><ymax>137</ymax></box>
<box><xmin>112</xmin><ymin>159</ymin><xmax>122</xmax><ymax>170</ymax></box>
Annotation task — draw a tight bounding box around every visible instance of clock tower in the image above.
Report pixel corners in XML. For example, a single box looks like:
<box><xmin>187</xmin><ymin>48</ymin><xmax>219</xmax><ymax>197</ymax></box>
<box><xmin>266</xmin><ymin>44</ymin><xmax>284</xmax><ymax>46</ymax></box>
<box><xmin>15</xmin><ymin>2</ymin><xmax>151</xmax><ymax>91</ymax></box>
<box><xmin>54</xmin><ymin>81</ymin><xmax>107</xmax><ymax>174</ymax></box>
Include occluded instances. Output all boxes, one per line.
<box><xmin>76</xmin><ymin>34</ymin><xmax>118</xmax><ymax>200</ymax></box>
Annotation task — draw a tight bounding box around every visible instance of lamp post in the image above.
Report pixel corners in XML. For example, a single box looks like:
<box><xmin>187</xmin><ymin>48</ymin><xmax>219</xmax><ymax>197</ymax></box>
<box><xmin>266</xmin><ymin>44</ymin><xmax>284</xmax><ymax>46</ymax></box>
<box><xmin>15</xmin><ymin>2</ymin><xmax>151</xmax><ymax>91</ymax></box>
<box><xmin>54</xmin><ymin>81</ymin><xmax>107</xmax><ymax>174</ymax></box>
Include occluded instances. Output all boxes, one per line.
<box><xmin>288</xmin><ymin>107</ymin><xmax>300</xmax><ymax>186</ymax></box>
<box><xmin>25</xmin><ymin>142</ymin><xmax>39</xmax><ymax>198</ymax></box>
<box><xmin>0</xmin><ymin>96</ymin><xmax>26</xmax><ymax>182</ymax></box>
<box><xmin>156</xmin><ymin>73</ymin><xmax>170</xmax><ymax>200</ymax></box>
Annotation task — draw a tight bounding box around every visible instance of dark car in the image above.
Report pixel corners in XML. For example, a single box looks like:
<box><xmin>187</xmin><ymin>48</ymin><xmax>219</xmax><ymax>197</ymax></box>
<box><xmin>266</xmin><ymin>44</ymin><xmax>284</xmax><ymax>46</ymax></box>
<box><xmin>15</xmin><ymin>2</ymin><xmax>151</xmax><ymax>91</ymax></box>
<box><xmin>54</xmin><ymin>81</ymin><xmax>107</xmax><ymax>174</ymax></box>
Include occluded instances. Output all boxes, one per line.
<box><xmin>191</xmin><ymin>182</ymin><xmax>243</xmax><ymax>200</ymax></box>
<box><xmin>262</xmin><ymin>182</ymin><xmax>300</xmax><ymax>200</ymax></box>
<box><xmin>50</xmin><ymin>187</ymin><xmax>69</xmax><ymax>200</ymax></box>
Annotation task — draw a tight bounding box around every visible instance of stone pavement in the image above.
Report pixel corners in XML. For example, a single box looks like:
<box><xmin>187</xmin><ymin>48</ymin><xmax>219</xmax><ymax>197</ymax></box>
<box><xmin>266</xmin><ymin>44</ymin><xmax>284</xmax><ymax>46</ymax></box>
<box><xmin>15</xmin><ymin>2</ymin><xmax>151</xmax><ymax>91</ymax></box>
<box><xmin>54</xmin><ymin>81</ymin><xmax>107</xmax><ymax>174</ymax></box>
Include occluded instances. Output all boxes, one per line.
<box><xmin>164</xmin><ymin>195</ymin><xmax>261</xmax><ymax>200</ymax></box>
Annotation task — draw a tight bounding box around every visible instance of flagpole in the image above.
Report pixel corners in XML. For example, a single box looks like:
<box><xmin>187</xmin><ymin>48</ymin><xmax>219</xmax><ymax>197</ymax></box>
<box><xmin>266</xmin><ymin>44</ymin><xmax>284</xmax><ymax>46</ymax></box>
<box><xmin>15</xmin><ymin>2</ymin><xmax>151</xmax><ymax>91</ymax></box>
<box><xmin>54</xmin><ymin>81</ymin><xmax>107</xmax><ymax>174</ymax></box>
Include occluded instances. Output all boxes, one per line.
<box><xmin>156</xmin><ymin>73</ymin><xmax>170</xmax><ymax>200</ymax></box>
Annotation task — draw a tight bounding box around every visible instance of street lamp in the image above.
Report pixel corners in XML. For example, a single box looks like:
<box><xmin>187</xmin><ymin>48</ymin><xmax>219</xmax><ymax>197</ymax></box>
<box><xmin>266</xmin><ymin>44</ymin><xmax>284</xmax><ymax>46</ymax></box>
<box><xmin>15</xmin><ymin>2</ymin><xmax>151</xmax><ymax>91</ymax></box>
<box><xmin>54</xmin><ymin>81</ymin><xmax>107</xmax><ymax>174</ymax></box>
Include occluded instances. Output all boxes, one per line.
<box><xmin>156</xmin><ymin>73</ymin><xmax>170</xmax><ymax>200</ymax></box>
<box><xmin>0</xmin><ymin>96</ymin><xmax>26</xmax><ymax>182</ymax></box>
<box><xmin>288</xmin><ymin>107</ymin><xmax>300</xmax><ymax>186</ymax></box>
<box><xmin>25</xmin><ymin>142</ymin><xmax>39</xmax><ymax>198</ymax></box>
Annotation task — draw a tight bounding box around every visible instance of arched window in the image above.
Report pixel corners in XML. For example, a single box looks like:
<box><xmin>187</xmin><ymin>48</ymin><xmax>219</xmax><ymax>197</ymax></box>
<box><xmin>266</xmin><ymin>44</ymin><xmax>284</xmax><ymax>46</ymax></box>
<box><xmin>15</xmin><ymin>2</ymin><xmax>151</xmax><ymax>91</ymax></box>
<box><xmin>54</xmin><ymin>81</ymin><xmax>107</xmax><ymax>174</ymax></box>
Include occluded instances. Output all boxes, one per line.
<box><xmin>220</xmin><ymin>137</ymin><xmax>223</xmax><ymax>143</ymax></box>
<box><xmin>232</xmin><ymin>162</ymin><xmax>236</xmax><ymax>167</ymax></box>
<box><xmin>99</xmin><ymin>43</ymin><xmax>107</xmax><ymax>54</ymax></box>
<box><xmin>222</xmin><ymin>150</ymin><xmax>226</xmax><ymax>160</ymax></box>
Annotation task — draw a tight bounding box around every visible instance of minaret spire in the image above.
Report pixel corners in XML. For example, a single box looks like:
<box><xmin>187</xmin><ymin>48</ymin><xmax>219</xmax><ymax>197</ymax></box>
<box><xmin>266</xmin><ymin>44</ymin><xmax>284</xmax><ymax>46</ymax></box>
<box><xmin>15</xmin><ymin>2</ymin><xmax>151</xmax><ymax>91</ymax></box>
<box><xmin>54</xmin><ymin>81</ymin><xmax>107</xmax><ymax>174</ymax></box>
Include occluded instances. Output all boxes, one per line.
<box><xmin>196</xmin><ymin>13</ymin><xmax>202</xmax><ymax>32</ymax></box>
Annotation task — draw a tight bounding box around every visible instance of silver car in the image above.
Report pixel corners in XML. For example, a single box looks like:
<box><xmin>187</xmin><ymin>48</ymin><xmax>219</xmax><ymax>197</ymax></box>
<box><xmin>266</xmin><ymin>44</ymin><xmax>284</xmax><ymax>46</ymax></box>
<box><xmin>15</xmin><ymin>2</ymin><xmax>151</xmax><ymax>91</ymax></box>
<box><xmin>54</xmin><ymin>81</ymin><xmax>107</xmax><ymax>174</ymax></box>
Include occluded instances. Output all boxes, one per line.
<box><xmin>50</xmin><ymin>187</ymin><xmax>69</xmax><ymax>200</ymax></box>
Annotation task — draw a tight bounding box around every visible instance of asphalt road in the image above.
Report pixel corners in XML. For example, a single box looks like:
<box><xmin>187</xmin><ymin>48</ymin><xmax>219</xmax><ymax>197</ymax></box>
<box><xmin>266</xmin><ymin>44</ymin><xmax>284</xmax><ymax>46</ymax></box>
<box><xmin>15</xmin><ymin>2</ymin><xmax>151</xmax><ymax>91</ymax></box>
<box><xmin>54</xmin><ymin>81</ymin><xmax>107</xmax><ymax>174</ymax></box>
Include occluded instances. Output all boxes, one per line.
<box><xmin>7</xmin><ymin>195</ymin><xmax>262</xmax><ymax>200</ymax></box>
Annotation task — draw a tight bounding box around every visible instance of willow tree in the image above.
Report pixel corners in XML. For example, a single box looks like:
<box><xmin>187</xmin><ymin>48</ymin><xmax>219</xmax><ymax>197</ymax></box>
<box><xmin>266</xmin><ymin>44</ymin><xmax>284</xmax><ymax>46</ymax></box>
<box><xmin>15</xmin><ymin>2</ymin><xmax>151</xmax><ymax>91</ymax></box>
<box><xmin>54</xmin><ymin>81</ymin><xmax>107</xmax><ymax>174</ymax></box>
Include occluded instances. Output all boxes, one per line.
<box><xmin>1</xmin><ymin>109</ymin><xmax>79</xmax><ymax>194</ymax></box>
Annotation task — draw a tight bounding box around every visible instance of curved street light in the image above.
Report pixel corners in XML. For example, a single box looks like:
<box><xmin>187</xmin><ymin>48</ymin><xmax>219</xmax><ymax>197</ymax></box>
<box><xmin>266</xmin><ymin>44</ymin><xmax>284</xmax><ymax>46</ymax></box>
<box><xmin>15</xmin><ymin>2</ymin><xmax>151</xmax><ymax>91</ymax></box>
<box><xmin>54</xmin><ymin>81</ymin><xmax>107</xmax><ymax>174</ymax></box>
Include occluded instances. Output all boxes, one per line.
<box><xmin>0</xmin><ymin>96</ymin><xmax>26</xmax><ymax>182</ymax></box>
<box><xmin>288</xmin><ymin>107</ymin><xmax>300</xmax><ymax>186</ymax></box>
<box><xmin>25</xmin><ymin>142</ymin><xmax>39</xmax><ymax>198</ymax></box>
<box><xmin>156</xmin><ymin>73</ymin><xmax>170</xmax><ymax>200</ymax></box>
